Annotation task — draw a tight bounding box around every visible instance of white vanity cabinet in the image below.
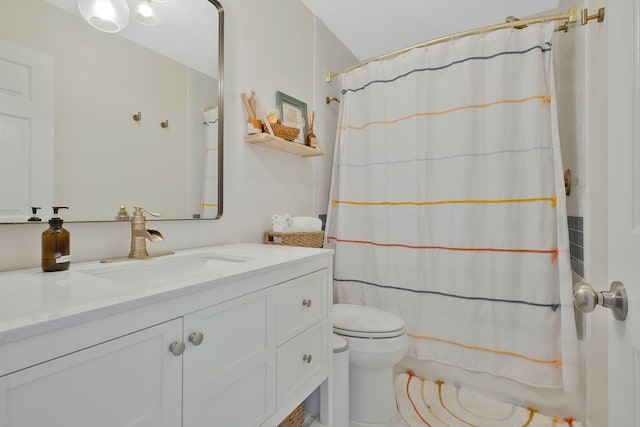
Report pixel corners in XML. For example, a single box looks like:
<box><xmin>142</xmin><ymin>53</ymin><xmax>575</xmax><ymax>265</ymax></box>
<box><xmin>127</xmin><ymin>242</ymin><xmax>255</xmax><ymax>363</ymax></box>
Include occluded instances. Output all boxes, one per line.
<box><xmin>0</xmin><ymin>319</ymin><xmax>183</xmax><ymax>427</ymax></box>
<box><xmin>0</xmin><ymin>244</ymin><xmax>333</xmax><ymax>427</ymax></box>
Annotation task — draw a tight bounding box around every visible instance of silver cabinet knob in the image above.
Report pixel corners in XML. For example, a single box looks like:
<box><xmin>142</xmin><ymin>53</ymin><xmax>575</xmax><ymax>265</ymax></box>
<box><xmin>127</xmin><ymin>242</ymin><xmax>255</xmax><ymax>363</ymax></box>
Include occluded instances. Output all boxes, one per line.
<box><xmin>573</xmin><ymin>281</ymin><xmax>628</xmax><ymax>321</ymax></box>
<box><xmin>302</xmin><ymin>299</ymin><xmax>312</xmax><ymax>308</ymax></box>
<box><xmin>188</xmin><ymin>332</ymin><xmax>204</xmax><ymax>346</ymax></box>
<box><xmin>168</xmin><ymin>341</ymin><xmax>185</xmax><ymax>356</ymax></box>
<box><xmin>302</xmin><ymin>354</ymin><xmax>313</xmax><ymax>364</ymax></box>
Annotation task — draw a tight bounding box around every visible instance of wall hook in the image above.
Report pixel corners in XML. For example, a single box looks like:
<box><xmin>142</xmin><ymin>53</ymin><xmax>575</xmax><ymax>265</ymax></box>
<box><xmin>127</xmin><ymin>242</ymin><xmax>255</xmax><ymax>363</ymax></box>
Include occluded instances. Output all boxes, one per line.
<box><xmin>160</xmin><ymin>120</ymin><xmax>169</xmax><ymax>128</ymax></box>
<box><xmin>564</xmin><ymin>169</ymin><xmax>572</xmax><ymax>196</ymax></box>
<box><xmin>581</xmin><ymin>7</ymin><xmax>605</xmax><ymax>25</ymax></box>
<box><xmin>325</xmin><ymin>96</ymin><xmax>340</xmax><ymax>105</ymax></box>
<box><xmin>132</xmin><ymin>112</ymin><xmax>142</xmax><ymax>121</ymax></box>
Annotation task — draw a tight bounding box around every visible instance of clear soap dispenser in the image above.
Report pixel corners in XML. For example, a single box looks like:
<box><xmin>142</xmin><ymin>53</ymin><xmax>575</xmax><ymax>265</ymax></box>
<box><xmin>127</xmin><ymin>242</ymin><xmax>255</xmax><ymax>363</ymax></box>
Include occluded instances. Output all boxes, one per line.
<box><xmin>42</xmin><ymin>206</ymin><xmax>70</xmax><ymax>272</ymax></box>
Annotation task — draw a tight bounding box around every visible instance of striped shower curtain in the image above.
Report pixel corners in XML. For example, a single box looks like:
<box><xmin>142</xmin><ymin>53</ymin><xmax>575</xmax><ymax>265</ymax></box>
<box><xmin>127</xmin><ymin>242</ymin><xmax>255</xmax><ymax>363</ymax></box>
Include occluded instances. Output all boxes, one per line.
<box><xmin>325</xmin><ymin>23</ymin><xmax>578</xmax><ymax>391</ymax></box>
<box><xmin>200</xmin><ymin>106</ymin><xmax>218</xmax><ymax>218</ymax></box>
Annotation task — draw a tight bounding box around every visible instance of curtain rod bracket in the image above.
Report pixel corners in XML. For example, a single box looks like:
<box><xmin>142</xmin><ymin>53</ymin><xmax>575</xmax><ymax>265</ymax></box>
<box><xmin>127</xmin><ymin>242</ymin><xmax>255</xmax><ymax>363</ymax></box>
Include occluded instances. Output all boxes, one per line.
<box><xmin>582</xmin><ymin>7</ymin><xmax>605</xmax><ymax>26</ymax></box>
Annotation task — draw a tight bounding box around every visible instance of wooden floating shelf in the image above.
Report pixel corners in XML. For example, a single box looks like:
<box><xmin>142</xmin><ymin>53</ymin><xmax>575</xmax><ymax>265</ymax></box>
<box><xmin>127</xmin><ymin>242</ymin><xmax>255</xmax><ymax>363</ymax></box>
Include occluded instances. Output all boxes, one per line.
<box><xmin>244</xmin><ymin>133</ymin><xmax>324</xmax><ymax>157</ymax></box>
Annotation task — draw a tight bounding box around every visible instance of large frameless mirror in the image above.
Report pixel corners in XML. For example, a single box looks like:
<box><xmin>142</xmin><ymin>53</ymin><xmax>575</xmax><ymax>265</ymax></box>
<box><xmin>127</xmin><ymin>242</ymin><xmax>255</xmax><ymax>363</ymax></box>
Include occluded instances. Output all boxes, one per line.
<box><xmin>0</xmin><ymin>0</ymin><xmax>223</xmax><ymax>223</ymax></box>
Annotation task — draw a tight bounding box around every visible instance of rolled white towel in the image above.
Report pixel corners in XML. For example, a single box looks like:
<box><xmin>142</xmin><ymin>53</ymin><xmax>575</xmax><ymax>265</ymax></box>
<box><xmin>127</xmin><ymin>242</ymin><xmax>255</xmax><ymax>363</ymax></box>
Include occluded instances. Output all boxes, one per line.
<box><xmin>290</xmin><ymin>216</ymin><xmax>322</xmax><ymax>232</ymax></box>
<box><xmin>271</xmin><ymin>213</ymin><xmax>292</xmax><ymax>232</ymax></box>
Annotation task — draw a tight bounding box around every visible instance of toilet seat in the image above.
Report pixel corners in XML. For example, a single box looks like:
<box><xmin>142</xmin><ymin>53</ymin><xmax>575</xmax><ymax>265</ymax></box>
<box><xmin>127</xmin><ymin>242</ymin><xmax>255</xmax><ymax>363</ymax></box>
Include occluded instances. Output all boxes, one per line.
<box><xmin>333</xmin><ymin>303</ymin><xmax>405</xmax><ymax>339</ymax></box>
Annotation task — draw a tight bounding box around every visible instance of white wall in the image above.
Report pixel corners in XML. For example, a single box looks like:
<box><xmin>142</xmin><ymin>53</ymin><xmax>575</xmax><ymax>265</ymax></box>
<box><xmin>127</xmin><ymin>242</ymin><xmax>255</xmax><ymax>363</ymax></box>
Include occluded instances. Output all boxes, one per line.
<box><xmin>312</xmin><ymin>21</ymin><xmax>358</xmax><ymax>216</ymax></box>
<box><xmin>554</xmin><ymin>1</ymin><xmax>587</xmax><ymax>218</ymax></box>
<box><xmin>0</xmin><ymin>0</ymin><xmax>332</xmax><ymax>271</ymax></box>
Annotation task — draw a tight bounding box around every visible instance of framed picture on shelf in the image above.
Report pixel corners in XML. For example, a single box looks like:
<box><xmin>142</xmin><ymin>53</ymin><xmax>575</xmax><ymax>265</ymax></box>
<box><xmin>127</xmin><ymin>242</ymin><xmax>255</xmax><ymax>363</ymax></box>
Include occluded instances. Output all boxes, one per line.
<box><xmin>276</xmin><ymin>91</ymin><xmax>308</xmax><ymax>145</ymax></box>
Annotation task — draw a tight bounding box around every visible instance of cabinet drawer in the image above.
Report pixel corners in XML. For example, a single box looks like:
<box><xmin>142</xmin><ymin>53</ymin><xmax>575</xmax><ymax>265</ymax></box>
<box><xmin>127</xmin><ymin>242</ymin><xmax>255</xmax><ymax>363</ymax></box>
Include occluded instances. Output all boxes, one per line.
<box><xmin>276</xmin><ymin>269</ymin><xmax>327</xmax><ymax>345</ymax></box>
<box><xmin>276</xmin><ymin>320</ymin><xmax>328</xmax><ymax>407</ymax></box>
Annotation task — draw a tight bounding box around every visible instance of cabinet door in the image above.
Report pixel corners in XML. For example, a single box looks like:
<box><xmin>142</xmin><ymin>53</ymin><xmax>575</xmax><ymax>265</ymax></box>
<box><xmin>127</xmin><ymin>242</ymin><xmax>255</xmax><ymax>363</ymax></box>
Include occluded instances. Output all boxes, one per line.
<box><xmin>183</xmin><ymin>288</ymin><xmax>276</xmax><ymax>427</ymax></box>
<box><xmin>0</xmin><ymin>319</ymin><xmax>182</xmax><ymax>427</ymax></box>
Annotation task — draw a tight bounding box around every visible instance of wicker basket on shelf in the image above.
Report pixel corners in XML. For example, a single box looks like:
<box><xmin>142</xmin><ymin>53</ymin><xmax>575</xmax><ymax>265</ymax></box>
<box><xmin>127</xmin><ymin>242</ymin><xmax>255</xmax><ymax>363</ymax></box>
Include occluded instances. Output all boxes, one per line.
<box><xmin>264</xmin><ymin>231</ymin><xmax>324</xmax><ymax>248</ymax></box>
<box><xmin>263</xmin><ymin>122</ymin><xmax>300</xmax><ymax>141</ymax></box>
<box><xmin>278</xmin><ymin>401</ymin><xmax>305</xmax><ymax>427</ymax></box>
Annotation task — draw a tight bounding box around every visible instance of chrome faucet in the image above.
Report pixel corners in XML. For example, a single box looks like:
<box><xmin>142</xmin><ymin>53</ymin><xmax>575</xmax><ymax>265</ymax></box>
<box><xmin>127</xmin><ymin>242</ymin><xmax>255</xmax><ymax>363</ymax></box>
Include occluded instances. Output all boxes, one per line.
<box><xmin>128</xmin><ymin>206</ymin><xmax>165</xmax><ymax>258</ymax></box>
<box><xmin>101</xmin><ymin>206</ymin><xmax>173</xmax><ymax>263</ymax></box>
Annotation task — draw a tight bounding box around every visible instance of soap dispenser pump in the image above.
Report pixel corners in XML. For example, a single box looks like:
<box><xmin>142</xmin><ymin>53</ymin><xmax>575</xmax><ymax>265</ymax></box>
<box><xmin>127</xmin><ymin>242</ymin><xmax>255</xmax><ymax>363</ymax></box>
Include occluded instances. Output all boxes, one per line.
<box><xmin>42</xmin><ymin>206</ymin><xmax>70</xmax><ymax>272</ymax></box>
<box><xmin>28</xmin><ymin>207</ymin><xmax>42</xmax><ymax>222</ymax></box>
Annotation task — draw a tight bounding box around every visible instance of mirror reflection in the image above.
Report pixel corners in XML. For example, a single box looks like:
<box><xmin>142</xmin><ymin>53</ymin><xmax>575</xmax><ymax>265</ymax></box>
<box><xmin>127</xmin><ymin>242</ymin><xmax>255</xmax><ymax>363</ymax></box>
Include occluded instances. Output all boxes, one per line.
<box><xmin>0</xmin><ymin>0</ymin><xmax>223</xmax><ymax>223</ymax></box>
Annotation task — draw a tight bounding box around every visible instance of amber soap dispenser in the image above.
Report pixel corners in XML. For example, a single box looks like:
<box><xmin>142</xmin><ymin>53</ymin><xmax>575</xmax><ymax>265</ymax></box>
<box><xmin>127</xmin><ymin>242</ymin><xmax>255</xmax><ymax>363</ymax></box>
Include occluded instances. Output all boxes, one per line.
<box><xmin>42</xmin><ymin>206</ymin><xmax>70</xmax><ymax>272</ymax></box>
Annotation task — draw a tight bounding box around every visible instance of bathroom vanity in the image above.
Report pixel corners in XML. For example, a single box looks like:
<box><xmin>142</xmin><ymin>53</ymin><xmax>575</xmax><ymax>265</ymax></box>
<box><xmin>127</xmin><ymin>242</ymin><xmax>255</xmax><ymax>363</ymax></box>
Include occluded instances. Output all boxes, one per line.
<box><xmin>0</xmin><ymin>244</ymin><xmax>333</xmax><ymax>427</ymax></box>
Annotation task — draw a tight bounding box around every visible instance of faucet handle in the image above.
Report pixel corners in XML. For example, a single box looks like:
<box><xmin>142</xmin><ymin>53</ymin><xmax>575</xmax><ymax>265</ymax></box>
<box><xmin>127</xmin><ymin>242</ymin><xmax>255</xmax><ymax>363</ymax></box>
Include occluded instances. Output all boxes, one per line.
<box><xmin>133</xmin><ymin>206</ymin><xmax>162</xmax><ymax>218</ymax></box>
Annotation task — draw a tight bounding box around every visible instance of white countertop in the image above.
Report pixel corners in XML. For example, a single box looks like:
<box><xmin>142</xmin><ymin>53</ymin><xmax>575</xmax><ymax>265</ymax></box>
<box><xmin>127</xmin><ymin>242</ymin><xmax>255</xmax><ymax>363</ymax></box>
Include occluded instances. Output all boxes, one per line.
<box><xmin>0</xmin><ymin>243</ymin><xmax>333</xmax><ymax>345</ymax></box>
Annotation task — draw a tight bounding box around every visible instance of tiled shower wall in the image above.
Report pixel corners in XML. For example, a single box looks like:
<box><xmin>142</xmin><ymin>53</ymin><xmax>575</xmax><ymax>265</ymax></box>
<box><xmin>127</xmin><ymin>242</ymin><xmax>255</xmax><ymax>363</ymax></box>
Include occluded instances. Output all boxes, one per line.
<box><xmin>568</xmin><ymin>216</ymin><xmax>584</xmax><ymax>278</ymax></box>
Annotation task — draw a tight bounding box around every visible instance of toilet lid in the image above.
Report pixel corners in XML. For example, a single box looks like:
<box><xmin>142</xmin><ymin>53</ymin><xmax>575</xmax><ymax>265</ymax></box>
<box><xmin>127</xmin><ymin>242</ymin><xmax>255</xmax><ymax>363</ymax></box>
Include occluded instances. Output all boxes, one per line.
<box><xmin>333</xmin><ymin>304</ymin><xmax>405</xmax><ymax>338</ymax></box>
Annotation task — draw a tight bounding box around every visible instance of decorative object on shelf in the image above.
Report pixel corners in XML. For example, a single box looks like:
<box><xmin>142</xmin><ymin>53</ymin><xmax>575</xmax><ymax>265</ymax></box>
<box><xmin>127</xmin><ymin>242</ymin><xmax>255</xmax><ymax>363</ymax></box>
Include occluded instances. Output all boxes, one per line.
<box><xmin>262</xmin><ymin>122</ymin><xmax>300</xmax><ymax>141</ymax></box>
<box><xmin>241</xmin><ymin>92</ymin><xmax>262</xmax><ymax>134</ymax></box>
<box><xmin>276</xmin><ymin>91</ymin><xmax>308</xmax><ymax>145</ymax></box>
<box><xmin>242</xmin><ymin>91</ymin><xmax>323</xmax><ymax>157</ymax></box>
<box><xmin>306</xmin><ymin>111</ymin><xmax>317</xmax><ymax>148</ymax></box>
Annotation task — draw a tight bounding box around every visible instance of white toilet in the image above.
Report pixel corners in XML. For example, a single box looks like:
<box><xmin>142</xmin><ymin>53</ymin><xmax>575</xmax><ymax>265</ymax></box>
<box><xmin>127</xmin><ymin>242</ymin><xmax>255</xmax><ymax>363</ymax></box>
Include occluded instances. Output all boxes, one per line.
<box><xmin>333</xmin><ymin>303</ymin><xmax>409</xmax><ymax>426</ymax></box>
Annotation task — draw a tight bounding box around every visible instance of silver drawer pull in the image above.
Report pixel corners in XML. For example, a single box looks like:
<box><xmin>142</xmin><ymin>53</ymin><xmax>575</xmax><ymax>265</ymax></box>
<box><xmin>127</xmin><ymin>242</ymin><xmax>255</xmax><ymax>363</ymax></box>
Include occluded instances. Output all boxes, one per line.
<box><xmin>188</xmin><ymin>332</ymin><xmax>204</xmax><ymax>346</ymax></box>
<box><xmin>303</xmin><ymin>354</ymin><xmax>313</xmax><ymax>364</ymax></box>
<box><xmin>302</xmin><ymin>299</ymin><xmax>312</xmax><ymax>308</ymax></box>
<box><xmin>168</xmin><ymin>341</ymin><xmax>185</xmax><ymax>356</ymax></box>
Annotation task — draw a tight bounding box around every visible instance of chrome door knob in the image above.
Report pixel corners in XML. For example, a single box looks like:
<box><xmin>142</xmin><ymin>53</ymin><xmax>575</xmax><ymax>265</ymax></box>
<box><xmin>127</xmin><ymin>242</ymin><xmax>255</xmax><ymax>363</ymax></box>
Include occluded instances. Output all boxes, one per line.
<box><xmin>573</xmin><ymin>283</ymin><xmax>598</xmax><ymax>313</ymax></box>
<box><xmin>188</xmin><ymin>332</ymin><xmax>204</xmax><ymax>346</ymax></box>
<box><xmin>573</xmin><ymin>281</ymin><xmax>628</xmax><ymax>321</ymax></box>
<box><xmin>168</xmin><ymin>341</ymin><xmax>186</xmax><ymax>356</ymax></box>
<box><xmin>302</xmin><ymin>299</ymin><xmax>312</xmax><ymax>308</ymax></box>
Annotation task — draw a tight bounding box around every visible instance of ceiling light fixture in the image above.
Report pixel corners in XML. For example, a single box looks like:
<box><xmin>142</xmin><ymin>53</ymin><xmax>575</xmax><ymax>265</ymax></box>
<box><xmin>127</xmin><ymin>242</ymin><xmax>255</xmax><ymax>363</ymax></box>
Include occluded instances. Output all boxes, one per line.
<box><xmin>77</xmin><ymin>0</ymin><xmax>130</xmax><ymax>33</ymax></box>
<box><xmin>133</xmin><ymin>0</ymin><xmax>164</xmax><ymax>26</ymax></box>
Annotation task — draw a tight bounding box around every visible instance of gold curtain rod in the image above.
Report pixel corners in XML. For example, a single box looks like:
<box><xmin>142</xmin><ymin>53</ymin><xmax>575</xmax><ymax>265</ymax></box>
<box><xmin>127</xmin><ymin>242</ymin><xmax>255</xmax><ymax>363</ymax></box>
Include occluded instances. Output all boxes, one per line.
<box><xmin>326</xmin><ymin>7</ymin><xmax>584</xmax><ymax>82</ymax></box>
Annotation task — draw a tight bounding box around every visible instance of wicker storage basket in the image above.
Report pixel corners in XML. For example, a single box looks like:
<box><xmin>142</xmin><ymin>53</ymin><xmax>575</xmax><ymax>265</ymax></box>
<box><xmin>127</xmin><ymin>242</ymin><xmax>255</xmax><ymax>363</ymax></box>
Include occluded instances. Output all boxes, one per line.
<box><xmin>264</xmin><ymin>122</ymin><xmax>301</xmax><ymax>141</ymax></box>
<box><xmin>264</xmin><ymin>231</ymin><xmax>324</xmax><ymax>248</ymax></box>
<box><xmin>278</xmin><ymin>402</ymin><xmax>305</xmax><ymax>427</ymax></box>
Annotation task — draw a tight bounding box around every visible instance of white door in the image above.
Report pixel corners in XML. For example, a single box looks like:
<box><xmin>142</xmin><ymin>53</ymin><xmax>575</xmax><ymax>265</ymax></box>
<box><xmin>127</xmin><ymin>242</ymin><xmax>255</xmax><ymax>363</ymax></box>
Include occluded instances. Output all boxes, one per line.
<box><xmin>608</xmin><ymin>0</ymin><xmax>640</xmax><ymax>425</ymax></box>
<box><xmin>0</xmin><ymin>37</ymin><xmax>53</xmax><ymax>222</ymax></box>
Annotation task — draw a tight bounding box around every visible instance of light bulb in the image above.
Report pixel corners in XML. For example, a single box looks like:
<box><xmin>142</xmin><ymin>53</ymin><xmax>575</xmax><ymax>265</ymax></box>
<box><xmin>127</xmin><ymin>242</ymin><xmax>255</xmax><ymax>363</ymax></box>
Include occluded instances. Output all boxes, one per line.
<box><xmin>77</xmin><ymin>0</ymin><xmax>130</xmax><ymax>33</ymax></box>
<box><xmin>138</xmin><ymin>3</ymin><xmax>153</xmax><ymax>18</ymax></box>
<box><xmin>94</xmin><ymin>1</ymin><xmax>115</xmax><ymax>20</ymax></box>
<box><xmin>133</xmin><ymin>0</ymin><xmax>164</xmax><ymax>26</ymax></box>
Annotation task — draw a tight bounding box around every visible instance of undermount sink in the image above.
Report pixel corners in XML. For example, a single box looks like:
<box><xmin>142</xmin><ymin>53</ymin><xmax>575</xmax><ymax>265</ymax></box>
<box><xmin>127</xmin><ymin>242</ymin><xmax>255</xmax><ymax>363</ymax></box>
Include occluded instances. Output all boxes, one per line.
<box><xmin>84</xmin><ymin>254</ymin><xmax>247</xmax><ymax>284</ymax></box>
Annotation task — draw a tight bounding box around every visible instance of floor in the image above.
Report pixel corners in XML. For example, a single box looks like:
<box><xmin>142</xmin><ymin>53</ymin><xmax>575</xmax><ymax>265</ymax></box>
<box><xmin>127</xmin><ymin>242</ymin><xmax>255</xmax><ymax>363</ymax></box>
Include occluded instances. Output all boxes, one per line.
<box><xmin>383</xmin><ymin>415</ymin><xmax>409</xmax><ymax>427</ymax></box>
